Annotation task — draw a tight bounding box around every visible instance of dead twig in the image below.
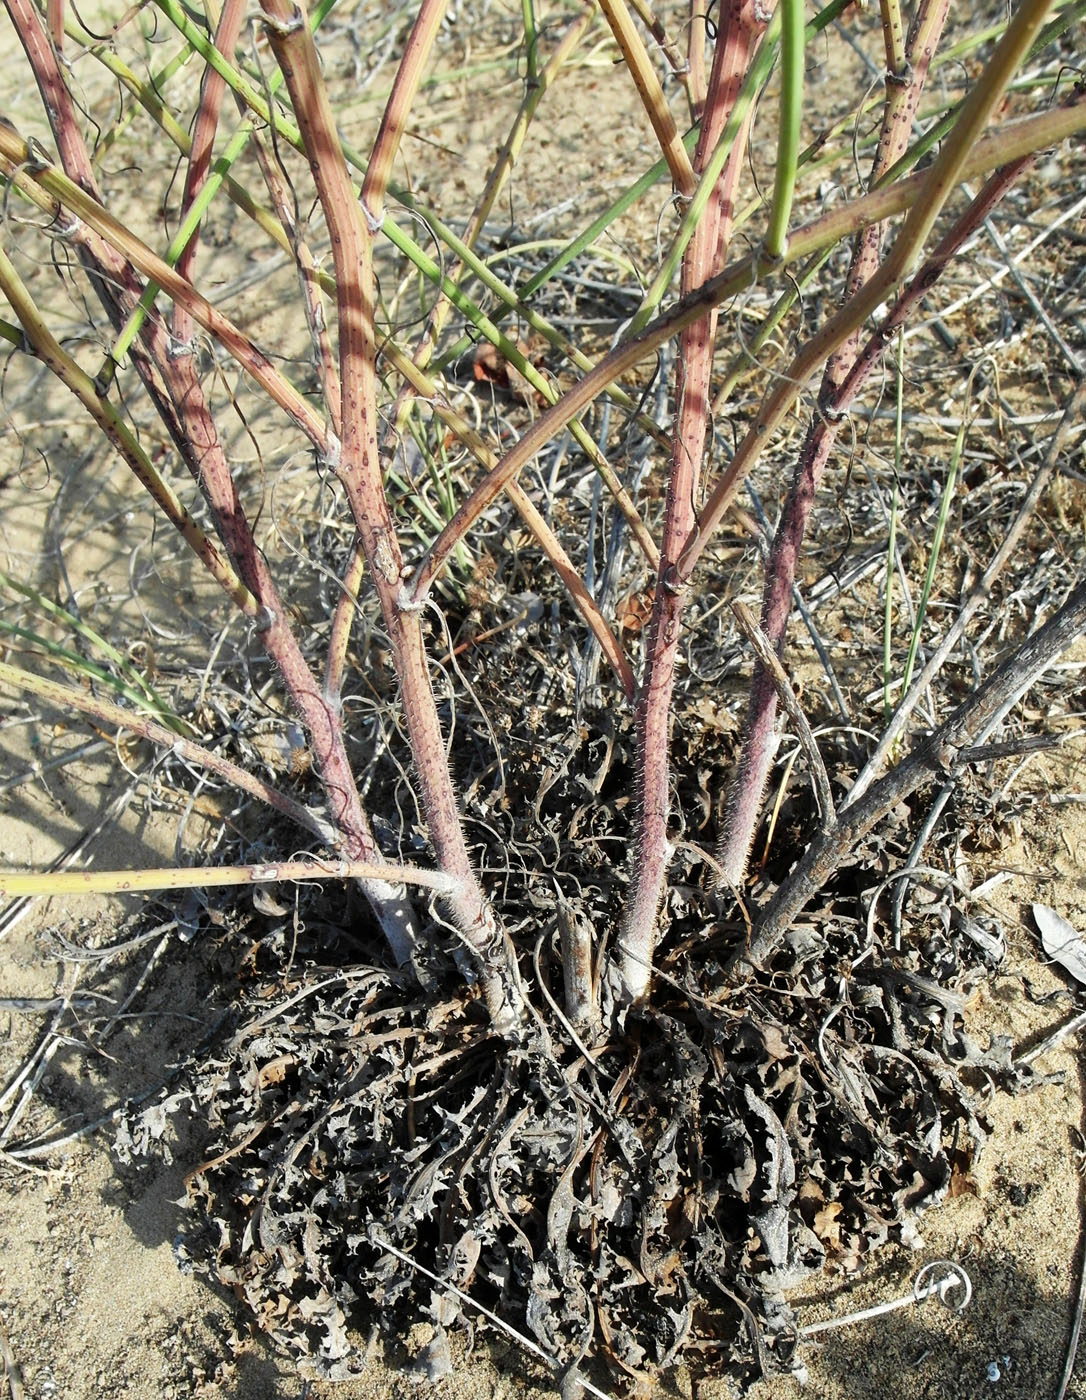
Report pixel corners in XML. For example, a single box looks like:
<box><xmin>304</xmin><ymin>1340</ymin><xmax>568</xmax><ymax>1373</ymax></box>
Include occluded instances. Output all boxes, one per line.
<box><xmin>0</xmin><ymin>1321</ymin><xmax>25</xmax><ymax>1400</ymax></box>
<box><xmin>741</xmin><ymin>576</ymin><xmax>1086</xmax><ymax>972</ymax></box>
<box><xmin>731</xmin><ymin>600</ymin><xmax>836</xmax><ymax>829</ymax></box>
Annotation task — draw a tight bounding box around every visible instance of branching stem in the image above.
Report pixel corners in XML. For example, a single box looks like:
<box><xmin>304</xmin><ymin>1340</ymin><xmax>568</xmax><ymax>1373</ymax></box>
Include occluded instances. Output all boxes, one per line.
<box><xmin>259</xmin><ymin>0</ymin><xmax>527</xmax><ymax>1033</ymax></box>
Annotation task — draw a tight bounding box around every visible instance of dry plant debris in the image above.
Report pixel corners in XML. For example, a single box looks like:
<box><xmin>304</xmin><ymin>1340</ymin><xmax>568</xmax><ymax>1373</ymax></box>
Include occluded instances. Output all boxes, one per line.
<box><xmin>115</xmin><ymin>859</ymin><xmax>1027</xmax><ymax>1389</ymax></box>
<box><xmin>1</xmin><ymin>0</ymin><xmax>1085</xmax><ymax>1394</ymax></box>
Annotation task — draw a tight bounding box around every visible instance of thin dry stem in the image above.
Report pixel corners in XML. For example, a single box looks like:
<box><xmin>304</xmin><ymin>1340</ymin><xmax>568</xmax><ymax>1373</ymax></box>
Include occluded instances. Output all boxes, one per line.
<box><xmin>0</xmin><ymin>660</ymin><xmax>336</xmax><ymax>847</ymax></box>
<box><xmin>627</xmin><ymin>0</ymin><xmax>696</xmax><ymax>118</ymax></box>
<box><xmin>0</xmin><ymin>124</ymin><xmax>329</xmax><ymax>449</ymax></box>
<box><xmin>0</xmin><ymin>859</ymin><xmax>458</xmax><ymax>900</ymax></box>
<box><xmin>599</xmin><ymin>0</ymin><xmax>696</xmax><ymax>195</ymax></box>
<box><xmin>387</xmin><ymin>3</ymin><xmax>594</xmax><ymax>419</ymax></box>
<box><xmin>745</xmin><ymin>578</ymin><xmax>1086</xmax><ymax>969</ymax></box>
<box><xmin>730</xmin><ymin>600</ymin><xmax>836</xmax><ymax>829</ymax></box>
<box><xmin>381</xmin><ymin>341</ymin><xmax>636</xmax><ymax>697</ymax></box>
<box><xmin>848</xmin><ymin>377</ymin><xmax>1086</xmax><ymax>805</ymax></box>
<box><xmin>0</xmin><ymin>249</ymin><xmax>255</xmax><ymax>615</ymax></box>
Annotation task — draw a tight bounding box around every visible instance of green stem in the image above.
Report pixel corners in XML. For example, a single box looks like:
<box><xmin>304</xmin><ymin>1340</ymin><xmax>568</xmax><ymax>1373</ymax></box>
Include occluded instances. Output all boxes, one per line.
<box><xmin>522</xmin><ymin>0</ymin><xmax>853</xmax><ymax>302</ymax></box>
<box><xmin>0</xmin><ymin>570</ymin><xmax>192</xmax><ymax>735</ymax></box>
<box><xmin>764</xmin><ymin>0</ymin><xmax>804</xmax><ymax>260</ymax></box>
<box><xmin>711</xmin><ymin>248</ymin><xmax>833</xmax><ymax>414</ymax></box>
<box><xmin>106</xmin><ymin>114</ymin><xmax>257</xmax><ymax>369</ymax></box>
<box><xmin>900</xmin><ymin>374</ymin><xmax>980</xmax><ymax>699</ymax></box>
<box><xmin>519</xmin><ymin>128</ymin><xmax>698</xmax><ymax>300</ymax></box>
<box><xmin>0</xmin><ymin>619</ymin><xmax>184</xmax><ymax>729</ymax></box>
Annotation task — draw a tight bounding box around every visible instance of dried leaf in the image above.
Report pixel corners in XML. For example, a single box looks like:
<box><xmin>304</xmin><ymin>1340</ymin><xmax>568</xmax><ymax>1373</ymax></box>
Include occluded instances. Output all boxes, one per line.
<box><xmin>253</xmin><ymin>885</ymin><xmax>291</xmax><ymax>917</ymax></box>
<box><xmin>948</xmin><ymin>1164</ymin><xmax>979</xmax><ymax>1199</ymax></box>
<box><xmin>616</xmin><ymin>588</ymin><xmax>654</xmax><ymax>637</ymax></box>
<box><xmin>472</xmin><ymin>340</ymin><xmax>540</xmax><ymax>403</ymax></box>
<box><xmin>1034</xmin><ymin>904</ymin><xmax>1086</xmax><ymax>985</ymax></box>
<box><xmin>408</xmin><ymin>1328</ymin><xmax>453</xmax><ymax>1383</ymax></box>
<box><xmin>812</xmin><ymin>1200</ymin><xmax>844</xmax><ymax>1248</ymax></box>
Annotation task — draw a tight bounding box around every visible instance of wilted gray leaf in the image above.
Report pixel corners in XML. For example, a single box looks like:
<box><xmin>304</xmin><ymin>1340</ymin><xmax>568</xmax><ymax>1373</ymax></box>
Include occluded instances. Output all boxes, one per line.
<box><xmin>955</xmin><ymin>911</ymin><xmax>1004</xmax><ymax>963</ymax></box>
<box><xmin>252</xmin><ymin>885</ymin><xmax>291</xmax><ymax>917</ymax></box>
<box><xmin>1034</xmin><ymin>904</ymin><xmax>1086</xmax><ymax>985</ymax></box>
<box><xmin>408</xmin><ymin>1327</ymin><xmax>453</xmax><ymax>1383</ymax></box>
<box><xmin>743</xmin><ymin>1088</ymin><xmax>794</xmax><ymax>1202</ymax></box>
<box><xmin>296</xmin><ymin>1287</ymin><xmax>351</xmax><ymax>1362</ymax></box>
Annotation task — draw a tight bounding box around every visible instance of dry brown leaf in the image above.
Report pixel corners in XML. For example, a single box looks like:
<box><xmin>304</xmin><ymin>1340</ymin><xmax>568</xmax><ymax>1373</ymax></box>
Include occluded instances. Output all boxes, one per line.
<box><xmin>812</xmin><ymin>1200</ymin><xmax>844</xmax><ymax>1248</ymax></box>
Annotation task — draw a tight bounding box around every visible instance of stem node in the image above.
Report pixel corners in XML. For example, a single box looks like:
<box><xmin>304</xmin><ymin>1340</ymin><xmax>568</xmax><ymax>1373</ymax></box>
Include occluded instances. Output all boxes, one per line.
<box><xmin>261</xmin><ymin>10</ymin><xmax>304</xmax><ymax>37</ymax></box>
<box><xmin>396</xmin><ymin>583</ymin><xmax>426</xmax><ymax>614</ymax></box>
<box><xmin>322</xmin><ymin>430</ymin><xmax>342</xmax><ymax>471</ymax></box>
<box><xmin>359</xmin><ymin>197</ymin><xmax>384</xmax><ymax>234</ymax></box>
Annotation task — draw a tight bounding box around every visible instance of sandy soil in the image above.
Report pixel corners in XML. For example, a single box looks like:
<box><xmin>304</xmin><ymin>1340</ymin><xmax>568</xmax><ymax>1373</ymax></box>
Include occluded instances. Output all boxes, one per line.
<box><xmin>2</xmin><ymin>2</ymin><xmax>1085</xmax><ymax>1397</ymax></box>
<box><xmin>2</xmin><ymin>796</ymin><xmax>1085</xmax><ymax>1400</ymax></box>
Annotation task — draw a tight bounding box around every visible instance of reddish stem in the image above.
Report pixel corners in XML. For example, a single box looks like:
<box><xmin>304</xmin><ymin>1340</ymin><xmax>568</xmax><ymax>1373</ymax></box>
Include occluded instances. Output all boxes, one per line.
<box><xmin>260</xmin><ymin>0</ymin><xmax>526</xmax><ymax>1032</ymax></box>
<box><xmin>717</xmin><ymin>0</ymin><xmax>950</xmax><ymax>883</ymax></box>
<box><xmin>172</xmin><ymin>0</ymin><xmax>247</xmax><ymax>345</ymax></box>
<box><xmin>687</xmin><ymin>0</ymin><xmax>708</xmax><ymax>120</ymax></box>
<box><xmin>616</xmin><ymin>0</ymin><xmax>769</xmax><ymax>1007</ymax></box>
<box><xmin>7</xmin><ymin>0</ymin><xmax>420</xmax><ymax>962</ymax></box>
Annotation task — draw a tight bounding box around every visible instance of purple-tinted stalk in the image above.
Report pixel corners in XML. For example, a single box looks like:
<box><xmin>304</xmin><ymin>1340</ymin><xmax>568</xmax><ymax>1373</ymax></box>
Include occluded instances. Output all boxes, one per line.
<box><xmin>717</xmin><ymin>0</ymin><xmax>951</xmax><ymax>884</ymax></box>
<box><xmin>668</xmin><ymin>6</ymin><xmax>1063</xmax><ymax>579</ymax></box>
<box><xmin>260</xmin><ymin>0</ymin><xmax>527</xmax><ymax>1033</ymax></box>
<box><xmin>332</xmin><ymin>5</ymin><xmax>607</xmax><ymax>703</ymax></box>
<box><xmin>153</xmin><ymin>0</ymin><xmax>380</xmax><ymax>908</ymax></box>
<box><xmin>5</xmin><ymin>0</ymin><xmax>422</xmax><ymax>964</ymax></box>
<box><xmin>615</xmin><ymin>0</ymin><xmax>770</xmax><ymax>1008</ymax></box>
<box><xmin>241</xmin><ymin>148</ymin><xmax>352</xmax><ymax>701</ymax></box>
<box><xmin>171</xmin><ymin>0</ymin><xmax>247</xmax><ymax>345</ymax></box>
<box><xmin>721</xmin><ymin>153</ymin><xmax>1040</xmax><ymax>875</ymax></box>
<box><xmin>394</xmin><ymin>96</ymin><xmax>1084</xmax><ymax>607</ymax></box>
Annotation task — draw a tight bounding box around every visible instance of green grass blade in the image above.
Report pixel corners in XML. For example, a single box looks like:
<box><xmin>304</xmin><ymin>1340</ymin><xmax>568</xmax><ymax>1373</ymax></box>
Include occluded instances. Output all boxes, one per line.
<box><xmin>0</xmin><ymin>620</ymin><xmax>191</xmax><ymax>735</ymax></box>
<box><xmin>0</xmin><ymin>569</ymin><xmax>191</xmax><ymax>735</ymax></box>
<box><xmin>899</xmin><ymin>375</ymin><xmax>982</xmax><ymax>701</ymax></box>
